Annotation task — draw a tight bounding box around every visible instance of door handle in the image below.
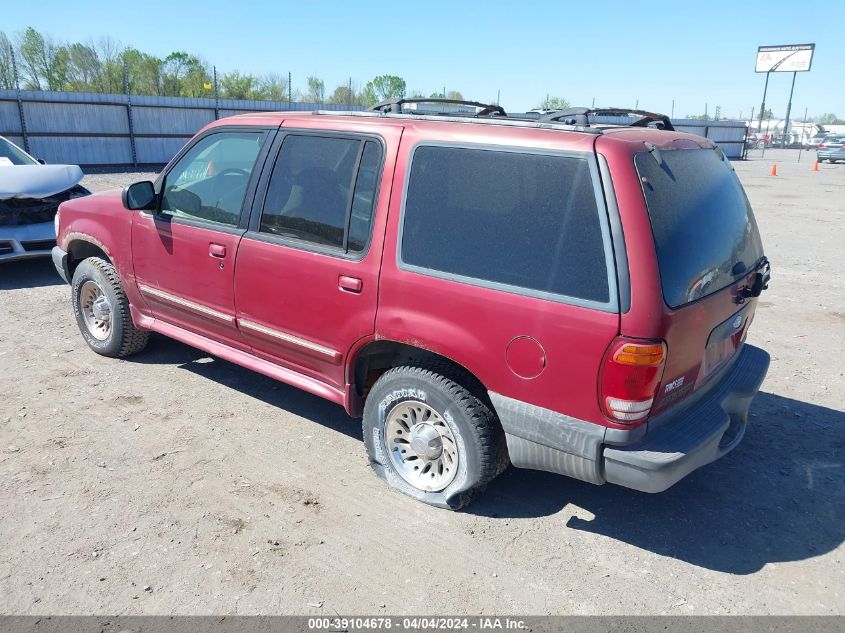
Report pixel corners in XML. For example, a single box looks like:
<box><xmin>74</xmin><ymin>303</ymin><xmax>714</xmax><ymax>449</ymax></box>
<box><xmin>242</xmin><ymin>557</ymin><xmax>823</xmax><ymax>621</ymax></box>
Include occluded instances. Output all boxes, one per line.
<box><xmin>209</xmin><ymin>243</ymin><xmax>226</xmax><ymax>258</ymax></box>
<box><xmin>339</xmin><ymin>275</ymin><xmax>363</xmax><ymax>294</ymax></box>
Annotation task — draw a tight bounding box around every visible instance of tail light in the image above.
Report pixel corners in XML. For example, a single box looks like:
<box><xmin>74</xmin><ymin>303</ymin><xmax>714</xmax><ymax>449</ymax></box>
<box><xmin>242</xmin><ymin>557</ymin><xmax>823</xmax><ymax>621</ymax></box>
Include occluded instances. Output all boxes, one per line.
<box><xmin>818</xmin><ymin>143</ymin><xmax>826</xmax><ymax>148</ymax></box>
<box><xmin>599</xmin><ymin>337</ymin><xmax>667</xmax><ymax>424</ymax></box>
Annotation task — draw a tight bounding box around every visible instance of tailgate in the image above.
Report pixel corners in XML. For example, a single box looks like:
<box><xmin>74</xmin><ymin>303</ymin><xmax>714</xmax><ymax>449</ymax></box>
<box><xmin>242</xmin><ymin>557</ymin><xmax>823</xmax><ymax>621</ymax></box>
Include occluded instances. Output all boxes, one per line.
<box><xmin>632</xmin><ymin>145</ymin><xmax>768</xmax><ymax>414</ymax></box>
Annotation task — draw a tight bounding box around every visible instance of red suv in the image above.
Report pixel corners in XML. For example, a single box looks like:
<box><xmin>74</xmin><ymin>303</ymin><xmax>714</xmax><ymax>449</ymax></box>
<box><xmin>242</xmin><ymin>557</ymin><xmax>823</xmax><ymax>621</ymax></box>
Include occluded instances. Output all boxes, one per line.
<box><xmin>52</xmin><ymin>102</ymin><xmax>770</xmax><ymax>509</ymax></box>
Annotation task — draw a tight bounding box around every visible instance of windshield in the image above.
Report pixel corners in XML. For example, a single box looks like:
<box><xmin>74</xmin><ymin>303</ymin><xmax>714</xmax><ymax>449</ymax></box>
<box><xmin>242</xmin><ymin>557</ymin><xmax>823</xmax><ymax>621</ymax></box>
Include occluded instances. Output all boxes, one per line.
<box><xmin>635</xmin><ymin>148</ymin><xmax>764</xmax><ymax>308</ymax></box>
<box><xmin>0</xmin><ymin>137</ymin><xmax>37</xmax><ymax>166</ymax></box>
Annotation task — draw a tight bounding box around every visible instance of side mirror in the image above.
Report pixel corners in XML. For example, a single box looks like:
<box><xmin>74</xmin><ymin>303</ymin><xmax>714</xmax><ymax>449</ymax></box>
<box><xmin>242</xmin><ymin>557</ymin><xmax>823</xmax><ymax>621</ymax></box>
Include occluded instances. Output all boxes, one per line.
<box><xmin>122</xmin><ymin>181</ymin><xmax>156</xmax><ymax>211</ymax></box>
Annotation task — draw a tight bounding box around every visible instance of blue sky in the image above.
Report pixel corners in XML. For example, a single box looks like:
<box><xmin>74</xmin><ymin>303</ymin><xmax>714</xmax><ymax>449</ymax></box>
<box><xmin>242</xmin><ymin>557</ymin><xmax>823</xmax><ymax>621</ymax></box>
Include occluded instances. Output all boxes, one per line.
<box><xmin>3</xmin><ymin>0</ymin><xmax>843</xmax><ymax>119</ymax></box>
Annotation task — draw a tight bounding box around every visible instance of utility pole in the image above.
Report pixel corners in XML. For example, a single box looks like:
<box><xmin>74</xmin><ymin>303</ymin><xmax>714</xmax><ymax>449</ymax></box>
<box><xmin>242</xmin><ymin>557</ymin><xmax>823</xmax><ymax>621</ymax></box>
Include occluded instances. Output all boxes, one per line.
<box><xmin>288</xmin><ymin>71</ymin><xmax>292</xmax><ymax>104</ymax></box>
<box><xmin>213</xmin><ymin>65</ymin><xmax>219</xmax><ymax>120</ymax></box>
<box><xmin>798</xmin><ymin>106</ymin><xmax>808</xmax><ymax>162</ymax></box>
<box><xmin>10</xmin><ymin>48</ymin><xmax>30</xmax><ymax>154</ymax></box>
<box><xmin>123</xmin><ymin>59</ymin><xmax>137</xmax><ymax>168</ymax></box>
<box><xmin>758</xmin><ymin>70</ymin><xmax>771</xmax><ymax>133</ymax></box>
<box><xmin>781</xmin><ymin>71</ymin><xmax>797</xmax><ymax>148</ymax></box>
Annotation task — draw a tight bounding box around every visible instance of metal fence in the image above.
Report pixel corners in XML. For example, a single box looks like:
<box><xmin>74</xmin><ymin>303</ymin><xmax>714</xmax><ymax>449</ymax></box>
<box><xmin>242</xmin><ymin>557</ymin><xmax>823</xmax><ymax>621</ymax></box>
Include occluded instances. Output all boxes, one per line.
<box><xmin>671</xmin><ymin>119</ymin><xmax>748</xmax><ymax>159</ymax></box>
<box><xmin>0</xmin><ymin>89</ymin><xmax>364</xmax><ymax>167</ymax></box>
<box><xmin>0</xmin><ymin>89</ymin><xmax>749</xmax><ymax>166</ymax></box>
<box><xmin>587</xmin><ymin>115</ymin><xmax>748</xmax><ymax>158</ymax></box>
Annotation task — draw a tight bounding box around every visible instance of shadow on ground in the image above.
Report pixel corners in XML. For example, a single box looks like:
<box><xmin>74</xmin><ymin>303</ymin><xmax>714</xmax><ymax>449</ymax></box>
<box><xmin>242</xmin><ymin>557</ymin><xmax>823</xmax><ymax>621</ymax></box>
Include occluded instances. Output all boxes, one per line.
<box><xmin>473</xmin><ymin>391</ymin><xmax>844</xmax><ymax>574</ymax></box>
<box><xmin>0</xmin><ymin>258</ymin><xmax>62</xmax><ymax>290</ymax></box>
<box><xmin>132</xmin><ymin>333</ymin><xmax>359</xmax><ymax>441</ymax></box>
<box><xmin>127</xmin><ymin>335</ymin><xmax>844</xmax><ymax>575</ymax></box>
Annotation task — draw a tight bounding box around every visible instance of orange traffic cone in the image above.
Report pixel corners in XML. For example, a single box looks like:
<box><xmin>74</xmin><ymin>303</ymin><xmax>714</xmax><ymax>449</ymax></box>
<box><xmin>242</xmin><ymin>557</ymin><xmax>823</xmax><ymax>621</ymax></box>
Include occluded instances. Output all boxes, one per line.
<box><xmin>770</xmin><ymin>164</ymin><xmax>778</xmax><ymax>176</ymax></box>
<box><xmin>812</xmin><ymin>160</ymin><xmax>819</xmax><ymax>172</ymax></box>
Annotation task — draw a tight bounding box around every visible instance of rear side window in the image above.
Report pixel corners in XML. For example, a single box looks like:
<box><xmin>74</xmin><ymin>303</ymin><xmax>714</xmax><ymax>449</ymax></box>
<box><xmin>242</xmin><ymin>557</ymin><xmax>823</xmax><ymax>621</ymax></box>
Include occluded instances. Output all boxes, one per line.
<box><xmin>401</xmin><ymin>146</ymin><xmax>609</xmax><ymax>304</ymax></box>
<box><xmin>259</xmin><ymin>135</ymin><xmax>381</xmax><ymax>254</ymax></box>
<box><xmin>635</xmin><ymin>148</ymin><xmax>764</xmax><ymax>308</ymax></box>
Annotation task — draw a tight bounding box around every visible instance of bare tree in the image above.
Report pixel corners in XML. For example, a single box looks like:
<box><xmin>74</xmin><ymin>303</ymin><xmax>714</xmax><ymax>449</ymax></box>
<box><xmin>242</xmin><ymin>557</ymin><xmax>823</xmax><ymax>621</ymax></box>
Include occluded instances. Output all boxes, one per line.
<box><xmin>258</xmin><ymin>72</ymin><xmax>288</xmax><ymax>101</ymax></box>
<box><xmin>93</xmin><ymin>36</ymin><xmax>123</xmax><ymax>93</ymax></box>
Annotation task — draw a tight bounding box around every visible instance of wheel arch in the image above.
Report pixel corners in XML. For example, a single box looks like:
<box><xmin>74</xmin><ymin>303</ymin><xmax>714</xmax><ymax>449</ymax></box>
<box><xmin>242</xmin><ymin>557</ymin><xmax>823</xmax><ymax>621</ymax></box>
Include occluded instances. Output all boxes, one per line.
<box><xmin>65</xmin><ymin>234</ymin><xmax>112</xmax><ymax>278</ymax></box>
<box><xmin>348</xmin><ymin>338</ymin><xmax>494</xmax><ymax>417</ymax></box>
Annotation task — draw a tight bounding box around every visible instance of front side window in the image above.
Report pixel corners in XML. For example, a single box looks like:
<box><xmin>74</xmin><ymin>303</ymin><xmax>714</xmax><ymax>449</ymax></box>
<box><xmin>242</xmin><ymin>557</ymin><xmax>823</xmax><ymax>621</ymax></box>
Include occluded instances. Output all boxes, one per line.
<box><xmin>259</xmin><ymin>135</ymin><xmax>381</xmax><ymax>254</ymax></box>
<box><xmin>401</xmin><ymin>146</ymin><xmax>610</xmax><ymax>304</ymax></box>
<box><xmin>160</xmin><ymin>130</ymin><xmax>266</xmax><ymax>227</ymax></box>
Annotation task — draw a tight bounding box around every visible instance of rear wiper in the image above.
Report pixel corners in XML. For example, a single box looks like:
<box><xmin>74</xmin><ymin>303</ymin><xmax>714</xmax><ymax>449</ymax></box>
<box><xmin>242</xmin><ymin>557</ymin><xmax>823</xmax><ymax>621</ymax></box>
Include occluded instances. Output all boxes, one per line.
<box><xmin>643</xmin><ymin>142</ymin><xmax>664</xmax><ymax>167</ymax></box>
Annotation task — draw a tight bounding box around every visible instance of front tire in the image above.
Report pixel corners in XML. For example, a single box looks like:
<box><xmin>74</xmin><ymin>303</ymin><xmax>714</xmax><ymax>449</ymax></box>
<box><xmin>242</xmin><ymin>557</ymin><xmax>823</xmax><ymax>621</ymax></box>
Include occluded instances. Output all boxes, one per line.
<box><xmin>363</xmin><ymin>366</ymin><xmax>507</xmax><ymax>510</ymax></box>
<box><xmin>71</xmin><ymin>257</ymin><xmax>149</xmax><ymax>358</ymax></box>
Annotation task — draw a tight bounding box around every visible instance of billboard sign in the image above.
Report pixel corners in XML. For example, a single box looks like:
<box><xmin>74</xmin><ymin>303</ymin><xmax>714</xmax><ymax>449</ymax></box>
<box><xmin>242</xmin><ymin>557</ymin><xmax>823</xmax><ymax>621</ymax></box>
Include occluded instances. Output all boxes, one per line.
<box><xmin>755</xmin><ymin>44</ymin><xmax>815</xmax><ymax>73</ymax></box>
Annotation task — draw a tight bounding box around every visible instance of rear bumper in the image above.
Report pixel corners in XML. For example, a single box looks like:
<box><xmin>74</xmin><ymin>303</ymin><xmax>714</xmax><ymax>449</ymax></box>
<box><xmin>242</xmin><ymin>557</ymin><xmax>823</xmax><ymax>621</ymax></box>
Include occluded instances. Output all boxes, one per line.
<box><xmin>604</xmin><ymin>344</ymin><xmax>770</xmax><ymax>492</ymax></box>
<box><xmin>0</xmin><ymin>221</ymin><xmax>55</xmax><ymax>263</ymax></box>
<box><xmin>490</xmin><ymin>344</ymin><xmax>770</xmax><ymax>492</ymax></box>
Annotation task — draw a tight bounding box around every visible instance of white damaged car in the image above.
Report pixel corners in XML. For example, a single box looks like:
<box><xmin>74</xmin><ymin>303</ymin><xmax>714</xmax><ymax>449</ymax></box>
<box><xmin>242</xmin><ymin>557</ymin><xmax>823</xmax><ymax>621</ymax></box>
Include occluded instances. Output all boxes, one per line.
<box><xmin>0</xmin><ymin>136</ymin><xmax>90</xmax><ymax>263</ymax></box>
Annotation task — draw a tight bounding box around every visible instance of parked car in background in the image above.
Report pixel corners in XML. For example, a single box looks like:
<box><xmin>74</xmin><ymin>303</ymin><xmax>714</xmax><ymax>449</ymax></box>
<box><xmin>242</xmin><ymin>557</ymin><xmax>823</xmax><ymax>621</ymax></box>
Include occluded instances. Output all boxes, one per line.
<box><xmin>817</xmin><ymin>135</ymin><xmax>845</xmax><ymax>163</ymax></box>
<box><xmin>52</xmin><ymin>102</ymin><xmax>770</xmax><ymax>510</ymax></box>
<box><xmin>745</xmin><ymin>132</ymin><xmax>771</xmax><ymax>149</ymax></box>
<box><xmin>0</xmin><ymin>136</ymin><xmax>90</xmax><ymax>263</ymax></box>
<box><xmin>806</xmin><ymin>132</ymin><xmax>827</xmax><ymax>149</ymax></box>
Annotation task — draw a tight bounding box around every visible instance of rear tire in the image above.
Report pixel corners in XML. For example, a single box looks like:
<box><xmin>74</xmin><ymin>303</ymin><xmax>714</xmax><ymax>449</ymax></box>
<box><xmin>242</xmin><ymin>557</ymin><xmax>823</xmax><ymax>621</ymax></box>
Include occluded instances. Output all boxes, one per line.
<box><xmin>71</xmin><ymin>257</ymin><xmax>149</xmax><ymax>358</ymax></box>
<box><xmin>363</xmin><ymin>366</ymin><xmax>507</xmax><ymax>510</ymax></box>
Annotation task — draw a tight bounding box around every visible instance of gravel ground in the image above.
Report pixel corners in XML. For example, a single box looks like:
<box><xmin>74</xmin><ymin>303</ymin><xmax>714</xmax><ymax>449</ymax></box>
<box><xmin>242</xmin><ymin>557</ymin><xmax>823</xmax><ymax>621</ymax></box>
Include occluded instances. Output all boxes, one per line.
<box><xmin>0</xmin><ymin>150</ymin><xmax>842</xmax><ymax>615</ymax></box>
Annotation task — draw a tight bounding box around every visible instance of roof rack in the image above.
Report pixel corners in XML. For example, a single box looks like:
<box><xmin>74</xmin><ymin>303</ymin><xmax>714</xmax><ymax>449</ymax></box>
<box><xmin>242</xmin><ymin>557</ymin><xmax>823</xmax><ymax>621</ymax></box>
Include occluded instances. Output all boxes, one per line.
<box><xmin>370</xmin><ymin>98</ymin><xmax>507</xmax><ymax>117</ymax></box>
<box><xmin>540</xmin><ymin>107</ymin><xmax>675</xmax><ymax>131</ymax></box>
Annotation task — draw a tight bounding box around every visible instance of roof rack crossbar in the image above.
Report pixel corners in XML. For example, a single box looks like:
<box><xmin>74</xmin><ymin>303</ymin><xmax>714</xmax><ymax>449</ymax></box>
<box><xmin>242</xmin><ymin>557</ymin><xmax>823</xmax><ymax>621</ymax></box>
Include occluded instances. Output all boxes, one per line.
<box><xmin>370</xmin><ymin>98</ymin><xmax>507</xmax><ymax>117</ymax></box>
<box><xmin>540</xmin><ymin>107</ymin><xmax>675</xmax><ymax>131</ymax></box>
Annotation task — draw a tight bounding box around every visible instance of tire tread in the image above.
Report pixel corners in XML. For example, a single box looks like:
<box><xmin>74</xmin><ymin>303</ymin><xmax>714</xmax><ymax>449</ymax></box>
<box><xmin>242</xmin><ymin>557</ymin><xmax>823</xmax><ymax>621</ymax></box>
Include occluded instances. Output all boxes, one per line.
<box><xmin>81</xmin><ymin>257</ymin><xmax>149</xmax><ymax>357</ymax></box>
<box><xmin>364</xmin><ymin>363</ymin><xmax>508</xmax><ymax>510</ymax></box>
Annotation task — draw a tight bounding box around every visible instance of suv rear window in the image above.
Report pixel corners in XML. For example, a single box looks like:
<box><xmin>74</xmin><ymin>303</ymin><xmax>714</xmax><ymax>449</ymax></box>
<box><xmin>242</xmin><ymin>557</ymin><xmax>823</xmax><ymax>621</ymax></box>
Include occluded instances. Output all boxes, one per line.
<box><xmin>401</xmin><ymin>145</ymin><xmax>610</xmax><ymax>304</ymax></box>
<box><xmin>635</xmin><ymin>148</ymin><xmax>764</xmax><ymax>308</ymax></box>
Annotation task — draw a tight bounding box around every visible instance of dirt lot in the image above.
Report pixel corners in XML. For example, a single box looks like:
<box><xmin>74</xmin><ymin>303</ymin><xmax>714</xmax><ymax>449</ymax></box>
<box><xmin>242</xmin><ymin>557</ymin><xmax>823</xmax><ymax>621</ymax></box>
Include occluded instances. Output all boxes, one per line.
<box><xmin>0</xmin><ymin>151</ymin><xmax>842</xmax><ymax>615</ymax></box>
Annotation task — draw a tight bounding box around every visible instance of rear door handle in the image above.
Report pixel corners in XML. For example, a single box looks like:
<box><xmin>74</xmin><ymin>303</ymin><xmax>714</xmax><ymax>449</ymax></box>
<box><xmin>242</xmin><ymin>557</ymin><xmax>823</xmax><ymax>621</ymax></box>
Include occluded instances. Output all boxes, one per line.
<box><xmin>339</xmin><ymin>275</ymin><xmax>363</xmax><ymax>294</ymax></box>
<box><xmin>209</xmin><ymin>243</ymin><xmax>226</xmax><ymax>258</ymax></box>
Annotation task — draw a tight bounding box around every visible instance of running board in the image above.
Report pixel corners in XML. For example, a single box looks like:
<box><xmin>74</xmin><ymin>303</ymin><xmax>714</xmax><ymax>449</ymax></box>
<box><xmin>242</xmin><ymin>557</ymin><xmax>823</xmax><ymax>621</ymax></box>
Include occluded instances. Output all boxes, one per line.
<box><xmin>131</xmin><ymin>307</ymin><xmax>346</xmax><ymax>407</ymax></box>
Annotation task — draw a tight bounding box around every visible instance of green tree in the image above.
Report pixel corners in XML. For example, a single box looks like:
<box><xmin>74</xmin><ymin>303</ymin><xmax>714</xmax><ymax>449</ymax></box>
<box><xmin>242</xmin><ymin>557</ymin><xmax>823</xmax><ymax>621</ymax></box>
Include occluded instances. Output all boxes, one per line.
<box><xmin>220</xmin><ymin>70</ymin><xmax>261</xmax><ymax>99</ymax></box>
<box><xmin>535</xmin><ymin>95</ymin><xmax>570</xmax><ymax>111</ymax></box>
<box><xmin>122</xmin><ymin>48</ymin><xmax>163</xmax><ymax>95</ymax></box>
<box><xmin>306</xmin><ymin>75</ymin><xmax>325</xmax><ymax>103</ymax></box>
<box><xmin>816</xmin><ymin>113</ymin><xmax>845</xmax><ymax>125</ymax></box>
<box><xmin>17</xmin><ymin>27</ymin><xmax>69</xmax><ymax>90</ymax></box>
<box><xmin>161</xmin><ymin>51</ymin><xmax>209</xmax><ymax>97</ymax></box>
<box><xmin>0</xmin><ymin>32</ymin><xmax>14</xmax><ymax>90</ymax></box>
<box><xmin>66</xmin><ymin>43</ymin><xmax>97</xmax><ymax>90</ymax></box>
<box><xmin>327</xmin><ymin>80</ymin><xmax>365</xmax><ymax>106</ymax></box>
<box><xmin>362</xmin><ymin>74</ymin><xmax>406</xmax><ymax>106</ymax></box>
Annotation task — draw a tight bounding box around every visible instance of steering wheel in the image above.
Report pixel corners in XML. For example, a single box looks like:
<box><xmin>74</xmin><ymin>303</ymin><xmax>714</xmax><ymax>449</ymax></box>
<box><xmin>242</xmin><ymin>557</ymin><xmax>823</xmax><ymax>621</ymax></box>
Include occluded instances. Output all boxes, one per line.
<box><xmin>215</xmin><ymin>167</ymin><xmax>249</xmax><ymax>178</ymax></box>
